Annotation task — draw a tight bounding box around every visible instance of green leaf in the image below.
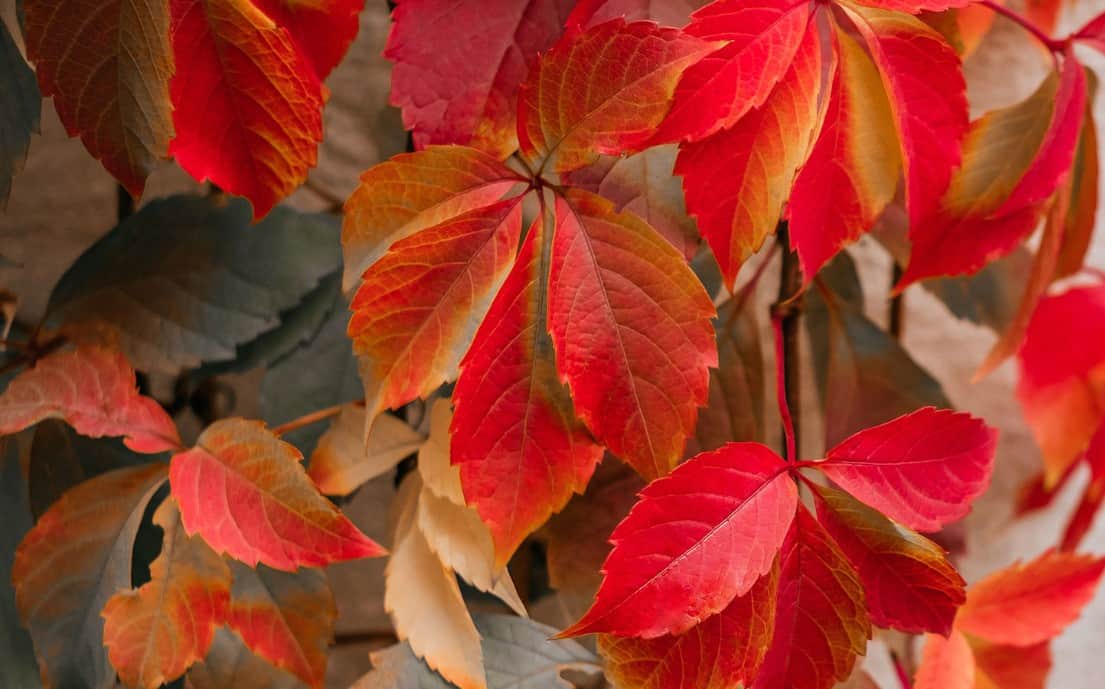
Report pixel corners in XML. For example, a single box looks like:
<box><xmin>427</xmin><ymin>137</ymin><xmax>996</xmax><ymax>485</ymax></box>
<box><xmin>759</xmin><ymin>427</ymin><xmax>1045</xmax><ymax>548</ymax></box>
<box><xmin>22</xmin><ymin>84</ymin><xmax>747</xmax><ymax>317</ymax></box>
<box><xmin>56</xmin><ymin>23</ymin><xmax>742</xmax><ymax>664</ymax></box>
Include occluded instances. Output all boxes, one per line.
<box><xmin>0</xmin><ymin>16</ymin><xmax>39</xmax><ymax>207</ymax></box>
<box><xmin>922</xmin><ymin>246</ymin><xmax>1033</xmax><ymax>332</ymax></box>
<box><xmin>186</xmin><ymin>629</ymin><xmax>305</xmax><ymax>689</ymax></box>
<box><xmin>47</xmin><ymin>196</ymin><xmax>341</xmax><ymax>372</ymax></box>
<box><xmin>0</xmin><ymin>438</ymin><xmax>40</xmax><ymax>689</ymax></box>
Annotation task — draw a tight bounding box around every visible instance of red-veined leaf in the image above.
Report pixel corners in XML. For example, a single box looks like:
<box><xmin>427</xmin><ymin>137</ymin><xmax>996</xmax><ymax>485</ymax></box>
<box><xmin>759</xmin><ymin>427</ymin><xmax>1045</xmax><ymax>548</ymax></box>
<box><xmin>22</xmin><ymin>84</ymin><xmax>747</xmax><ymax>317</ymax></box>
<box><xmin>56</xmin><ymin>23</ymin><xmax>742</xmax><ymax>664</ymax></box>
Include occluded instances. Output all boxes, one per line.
<box><xmin>788</xmin><ymin>21</ymin><xmax>900</xmax><ymax>279</ymax></box>
<box><xmin>848</xmin><ymin>0</ymin><xmax>968</xmax><ymax>12</ymax></box>
<box><xmin>385</xmin><ymin>0</ymin><xmax>574</xmax><ymax>159</ymax></box>
<box><xmin>251</xmin><ymin>0</ymin><xmax>363</xmax><ymax>79</ymax></box>
<box><xmin>23</xmin><ymin>0</ymin><xmax>174</xmax><ymax>195</ymax></box>
<box><xmin>818</xmin><ymin>407</ymin><xmax>997</xmax><ymax>531</ymax></box>
<box><xmin>811</xmin><ymin>483</ymin><xmax>965</xmax><ymax>635</ymax></box>
<box><xmin>0</xmin><ymin>345</ymin><xmax>181</xmax><ymax>453</ymax></box>
<box><xmin>517</xmin><ymin>19</ymin><xmax>717</xmax><ymax>173</ymax></box>
<box><xmin>12</xmin><ymin>464</ymin><xmax>168</xmax><ymax>689</ymax></box>
<box><xmin>651</xmin><ymin>0</ymin><xmax>813</xmax><ymax>143</ymax></box>
<box><xmin>753</xmin><ymin>506</ymin><xmax>870</xmax><ymax>689</ymax></box>
<box><xmin>548</xmin><ymin>189</ymin><xmax>716</xmax><ymax>479</ymax></box>
<box><xmin>559</xmin><ymin>442</ymin><xmax>796</xmax><ymax>638</ymax></box>
<box><xmin>341</xmin><ymin>146</ymin><xmax>525</xmax><ymax>289</ymax></box>
<box><xmin>843</xmin><ymin>3</ymin><xmax>967</xmax><ymax>231</ymax></box>
<box><xmin>677</xmin><ymin>15</ymin><xmax>826</xmax><ymax>287</ymax></box>
<box><xmin>599</xmin><ymin>560</ymin><xmax>778</xmax><ymax>689</ymax></box>
<box><xmin>451</xmin><ymin>213</ymin><xmax>604</xmax><ymax>567</ymax></box>
<box><xmin>102</xmin><ymin>499</ymin><xmax>231</xmax><ymax>689</ymax></box>
<box><xmin>955</xmin><ymin>549</ymin><xmax>1105</xmax><ymax>645</ymax></box>
<box><xmin>567</xmin><ymin>0</ymin><xmax>708</xmax><ymax>27</ymax></box>
<box><xmin>169</xmin><ymin>418</ymin><xmax>385</xmax><ymax>570</ymax></box>
<box><xmin>1017</xmin><ymin>283</ymin><xmax>1105</xmax><ymax>483</ymax></box>
<box><xmin>914</xmin><ymin>631</ymin><xmax>974</xmax><ymax>689</ymax></box>
<box><xmin>349</xmin><ymin>197</ymin><xmax>524</xmax><ymax>418</ymax></box>
<box><xmin>226</xmin><ymin>561</ymin><xmax>335</xmax><ymax>689</ymax></box>
<box><xmin>900</xmin><ymin>56</ymin><xmax>1086</xmax><ymax>286</ymax></box>
<box><xmin>1061</xmin><ymin>422</ymin><xmax>1105</xmax><ymax>550</ymax></box>
<box><xmin>169</xmin><ymin>0</ymin><xmax>323</xmax><ymax>218</ymax></box>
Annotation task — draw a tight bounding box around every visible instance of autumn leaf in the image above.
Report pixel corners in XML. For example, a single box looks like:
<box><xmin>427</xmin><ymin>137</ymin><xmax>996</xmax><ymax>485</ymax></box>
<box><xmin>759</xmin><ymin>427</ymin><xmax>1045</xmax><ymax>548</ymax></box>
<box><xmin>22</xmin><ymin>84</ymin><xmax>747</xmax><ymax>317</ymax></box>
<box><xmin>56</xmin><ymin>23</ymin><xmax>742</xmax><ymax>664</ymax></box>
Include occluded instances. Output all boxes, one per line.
<box><xmin>349</xmin><ymin>197</ymin><xmax>524</xmax><ymax>419</ymax></box>
<box><xmin>517</xmin><ymin>19</ymin><xmax>719</xmax><ymax>173</ymax></box>
<box><xmin>548</xmin><ymin>189</ymin><xmax>716</xmax><ymax>479</ymax></box>
<box><xmin>818</xmin><ymin>407</ymin><xmax>997</xmax><ymax>531</ymax></box>
<box><xmin>0</xmin><ymin>440</ymin><xmax>38</xmax><ymax>689</ymax></box>
<box><xmin>251</xmin><ymin>0</ymin><xmax>364</xmax><ymax>80</ymax></box>
<box><xmin>169</xmin><ymin>418</ymin><xmax>385</xmax><ymax>570</ymax></box>
<box><xmin>753</xmin><ymin>507</ymin><xmax>870</xmax><ymax>689</ymax></box>
<box><xmin>955</xmin><ymin>550</ymin><xmax>1105</xmax><ymax>646</ymax></box>
<box><xmin>559</xmin><ymin>442</ymin><xmax>796</xmax><ymax>638</ymax></box>
<box><xmin>186</xmin><ymin>629</ymin><xmax>304</xmax><ymax>689</ymax></box>
<box><xmin>451</xmin><ymin>214</ymin><xmax>604</xmax><ymax>567</ymax></box>
<box><xmin>972</xmin><ymin>639</ymin><xmax>1051</xmax><ymax>689</ymax></box>
<box><xmin>811</xmin><ymin>483</ymin><xmax>965</xmax><ymax>635</ymax></box>
<box><xmin>226</xmin><ymin>561</ymin><xmax>335</xmax><ymax>689</ymax></box>
<box><xmin>169</xmin><ymin>0</ymin><xmax>323</xmax><ymax>218</ymax></box>
<box><xmin>599</xmin><ymin>561</ymin><xmax>777</xmax><ymax>689</ymax></box>
<box><xmin>914</xmin><ymin>630</ymin><xmax>974</xmax><ymax>689</ymax></box>
<box><xmin>342</xmin><ymin>146</ymin><xmax>525</xmax><ymax>290</ymax></box>
<box><xmin>0</xmin><ymin>17</ymin><xmax>38</xmax><ymax>207</ymax></box>
<box><xmin>385</xmin><ymin>0</ymin><xmax>574</xmax><ymax>159</ymax></box>
<box><xmin>102</xmin><ymin>499</ymin><xmax>232</xmax><ymax>689</ymax></box>
<box><xmin>23</xmin><ymin>0</ymin><xmax>173</xmax><ymax>196</ymax></box>
<box><xmin>308</xmin><ymin>404</ymin><xmax>423</xmax><ymax>496</ymax></box>
<box><xmin>12</xmin><ymin>464</ymin><xmax>168</xmax><ymax>689</ymax></box>
<box><xmin>0</xmin><ymin>345</ymin><xmax>181</xmax><ymax>453</ymax></box>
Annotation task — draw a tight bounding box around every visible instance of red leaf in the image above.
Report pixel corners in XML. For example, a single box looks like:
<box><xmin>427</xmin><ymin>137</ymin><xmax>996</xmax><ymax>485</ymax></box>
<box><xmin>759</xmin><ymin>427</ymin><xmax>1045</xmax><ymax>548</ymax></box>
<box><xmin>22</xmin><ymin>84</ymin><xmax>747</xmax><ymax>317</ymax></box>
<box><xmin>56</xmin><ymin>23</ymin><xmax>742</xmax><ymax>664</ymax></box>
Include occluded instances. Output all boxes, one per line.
<box><xmin>559</xmin><ymin>442</ymin><xmax>796</xmax><ymax>638</ymax></box>
<box><xmin>848</xmin><ymin>0</ymin><xmax>968</xmax><ymax>12</ymax></box>
<box><xmin>1062</xmin><ymin>422</ymin><xmax>1105</xmax><ymax>550</ymax></box>
<box><xmin>23</xmin><ymin>0</ymin><xmax>174</xmax><ymax>195</ymax></box>
<box><xmin>349</xmin><ymin>197</ymin><xmax>524</xmax><ymax>417</ymax></box>
<box><xmin>385</xmin><ymin>0</ymin><xmax>574</xmax><ymax>159</ymax></box>
<box><xmin>973</xmin><ymin>640</ymin><xmax>1051</xmax><ymax>689</ymax></box>
<box><xmin>169</xmin><ymin>0</ymin><xmax>323</xmax><ymax>218</ymax></box>
<box><xmin>843</xmin><ymin>4</ymin><xmax>967</xmax><ymax>230</ymax></box>
<box><xmin>753</xmin><ymin>506</ymin><xmax>870</xmax><ymax>689</ymax></box>
<box><xmin>567</xmin><ymin>0</ymin><xmax>708</xmax><ymax>28</ymax></box>
<box><xmin>102</xmin><ymin>499</ymin><xmax>231</xmax><ymax>689</ymax></box>
<box><xmin>0</xmin><ymin>345</ymin><xmax>181</xmax><ymax>453</ymax></box>
<box><xmin>548</xmin><ymin>190</ymin><xmax>716</xmax><ymax>479</ymax></box>
<box><xmin>819</xmin><ymin>407</ymin><xmax>997</xmax><ymax>531</ymax></box>
<box><xmin>676</xmin><ymin>15</ymin><xmax>826</xmax><ymax>287</ymax></box>
<box><xmin>956</xmin><ymin>549</ymin><xmax>1105</xmax><ymax>645</ymax></box>
<box><xmin>226</xmin><ymin>562</ymin><xmax>335</xmax><ymax>689</ymax></box>
<box><xmin>652</xmin><ymin>0</ymin><xmax>813</xmax><ymax>143</ymax></box>
<box><xmin>914</xmin><ymin>631</ymin><xmax>974</xmax><ymax>689</ymax></box>
<box><xmin>599</xmin><ymin>561</ymin><xmax>778</xmax><ymax>689</ymax></box>
<box><xmin>451</xmin><ymin>214</ymin><xmax>604</xmax><ymax>567</ymax></box>
<box><xmin>517</xmin><ymin>19</ymin><xmax>717</xmax><ymax>173</ymax></box>
<box><xmin>169</xmin><ymin>418</ymin><xmax>385</xmax><ymax>570</ymax></box>
<box><xmin>1017</xmin><ymin>283</ymin><xmax>1105</xmax><ymax>483</ymax></box>
<box><xmin>788</xmin><ymin>21</ymin><xmax>900</xmax><ymax>279</ymax></box>
<box><xmin>251</xmin><ymin>0</ymin><xmax>363</xmax><ymax>79</ymax></box>
<box><xmin>342</xmin><ymin>146</ymin><xmax>525</xmax><ymax>289</ymax></box>
<box><xmin>811</xmin><ymin>483</ymin><xmax>965</xmax><ymax>635</ymax></box>
<box><xmin>1074</xmin><ymin>9</ymin><xmax>1105</xmax><ymax>55</ymax></box>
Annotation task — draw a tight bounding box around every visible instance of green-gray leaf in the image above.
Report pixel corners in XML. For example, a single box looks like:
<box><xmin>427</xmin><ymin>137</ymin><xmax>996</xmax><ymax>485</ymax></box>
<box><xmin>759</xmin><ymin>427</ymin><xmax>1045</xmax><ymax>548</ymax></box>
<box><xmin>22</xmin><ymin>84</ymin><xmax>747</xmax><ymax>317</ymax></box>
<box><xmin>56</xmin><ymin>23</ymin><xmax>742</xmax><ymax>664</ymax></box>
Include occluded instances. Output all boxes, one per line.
<box><xmin>1</xmin><ymin>16</ymin><xmax>39</xmax><ymax>207</ymax></box>
<box><xmin>0</xmin><ymin>438</ymin><xmax>40</xmax><ymax>689</ymax></box>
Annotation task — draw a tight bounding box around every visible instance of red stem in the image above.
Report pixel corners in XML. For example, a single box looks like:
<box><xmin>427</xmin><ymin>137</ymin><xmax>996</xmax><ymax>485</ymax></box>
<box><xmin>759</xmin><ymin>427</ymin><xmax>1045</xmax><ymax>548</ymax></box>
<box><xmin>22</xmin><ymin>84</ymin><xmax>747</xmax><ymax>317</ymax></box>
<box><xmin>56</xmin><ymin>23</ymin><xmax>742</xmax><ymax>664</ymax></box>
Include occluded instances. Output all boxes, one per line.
<box><xmin>772</xmin><ymin>313</ymin><xmax>798</xmax><ymax>463</ymax></box>
<box><xmin>978</xmin><ymin>0</ymin><xmax>1066</xmax><ymax>53</ymax></box>
<box><xmin>892</xmin><ymin>650</ymin><xmax>913</xmax><ymax>689</ymax></box>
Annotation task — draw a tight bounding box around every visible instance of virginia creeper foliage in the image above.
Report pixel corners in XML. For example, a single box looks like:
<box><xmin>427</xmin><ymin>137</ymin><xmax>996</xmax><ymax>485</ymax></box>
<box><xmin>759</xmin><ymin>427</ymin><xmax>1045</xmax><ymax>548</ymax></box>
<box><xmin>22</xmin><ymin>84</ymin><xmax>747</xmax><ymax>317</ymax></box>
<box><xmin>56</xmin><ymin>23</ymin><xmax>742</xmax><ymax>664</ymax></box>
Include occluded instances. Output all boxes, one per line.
<box><xmin>3</xmin><ymin>1</ymin><xmax>1105</xmax><ymax>689</ymax></box>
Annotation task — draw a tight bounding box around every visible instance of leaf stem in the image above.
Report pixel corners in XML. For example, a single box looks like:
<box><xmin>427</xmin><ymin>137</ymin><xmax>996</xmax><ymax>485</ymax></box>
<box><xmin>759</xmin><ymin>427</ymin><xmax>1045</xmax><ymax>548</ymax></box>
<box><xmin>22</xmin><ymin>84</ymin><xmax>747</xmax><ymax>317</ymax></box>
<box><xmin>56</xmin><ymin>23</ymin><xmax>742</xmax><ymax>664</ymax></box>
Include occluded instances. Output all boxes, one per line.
<box><xmin>891</xmin><ymin>650</ymin><xmax>914</xmax><ymax>689</ymax></box>
<box><xmin>978</xmin><ymin>0</ymin><xmax>1067</xmax><ymax>53</ymax></box>
<box><xmin>772</xmin><ymin>224</ymin><xmax>803</xmax><ymax>461</ymax></box>
<box><xmin>889</xmin><ymin>263</ymin><xmax>905</xmax><ymax>340</ymax></box>
<box><xmin>271</xmin><ymin>401</ymin><xmax>357</xmax><ymax>437</ymax></box>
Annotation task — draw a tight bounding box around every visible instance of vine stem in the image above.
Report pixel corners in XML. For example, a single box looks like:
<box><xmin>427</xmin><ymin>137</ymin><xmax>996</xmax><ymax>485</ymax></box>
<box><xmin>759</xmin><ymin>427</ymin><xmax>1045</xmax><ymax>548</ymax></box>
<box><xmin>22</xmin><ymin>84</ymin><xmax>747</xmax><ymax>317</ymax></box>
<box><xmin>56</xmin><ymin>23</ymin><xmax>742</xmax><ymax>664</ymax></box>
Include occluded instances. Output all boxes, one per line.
<box><xmin>772</xmin><ymin>224</ymin><xmax>803</xmax><ymax>462</ymax></box>
<box><xmin>889</xmin><ymin>263</ymin><xmax>905</xmax><ymax>340</ymax></box>
<box><xmin>978</xmin><ymin>0</ymin><xmax>1067</xmax><ymax>53</ymax></box>
<box><xmin>271</xmin><ymin>402</ymin><xmax>355</xmax><ymax>437</ymax></box>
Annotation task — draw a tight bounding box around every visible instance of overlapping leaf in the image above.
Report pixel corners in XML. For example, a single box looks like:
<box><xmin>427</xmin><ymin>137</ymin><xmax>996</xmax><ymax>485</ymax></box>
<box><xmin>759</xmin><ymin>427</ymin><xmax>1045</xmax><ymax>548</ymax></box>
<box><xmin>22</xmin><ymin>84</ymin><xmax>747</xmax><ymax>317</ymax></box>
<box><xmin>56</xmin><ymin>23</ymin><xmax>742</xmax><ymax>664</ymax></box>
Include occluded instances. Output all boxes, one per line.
<box><xmin>0</xmin><ymin>17</ymin><xmax>38</xmax><ymax>207</ymax></box>
<box><xmin>12</xmin><ymin>464</ymin><xmax>168</xmax><ymax>689</ymax></box>
<box><xmin>102</xmin><ymin>499</ymin><xmax>232</xmax><ymax>689</ymax></box>
<box><xmin>568</xmin><ymin>0</ymin><xmax>707</xmax><ymax>27</ymax></box>
<box><xmin>0</xmin><ymin>345</ymin><xmax>181</xmax><ymax>453</ymax></box>
<box><xmin>308</xmin><ymin>404</ymin><xmax>423</xmax><ymax>496</ymax></box>
<box><xmin>169</xmin><ymin>418</ymin><xmax>385</xmax><ymax>570</ymax></box>
<box><xmin>186</xmin><ymin>629</ymin><xmax>305</xmax><ymax>689</ymax></box>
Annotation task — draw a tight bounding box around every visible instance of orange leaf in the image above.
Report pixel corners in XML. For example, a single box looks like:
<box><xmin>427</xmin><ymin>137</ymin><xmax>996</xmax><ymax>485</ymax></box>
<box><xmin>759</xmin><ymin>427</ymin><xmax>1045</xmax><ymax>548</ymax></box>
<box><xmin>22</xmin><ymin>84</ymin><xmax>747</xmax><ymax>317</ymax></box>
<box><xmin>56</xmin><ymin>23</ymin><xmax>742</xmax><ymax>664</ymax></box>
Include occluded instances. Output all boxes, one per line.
<box><xmin>23</xmin><ymin>0</ymin><xmax>174</xmax><ymax>195</ymax></box>
<box><xmin>956</xmin><ymin>549</ymin><xmax>1105</xmax><ymax>646</ymax></box>
<box><xmin>0</xmin><ymin>345</ymin><xmax>181</xmax><ymax>453</ymax></box>
<box><xmin>13</xmin><ymin>464</ymin><xmax>168</xmax><ymax>689</ymax></box>
<box><xmin>251</xmin><ymin>0</ymin><xmax>364</xmax><ymax>79</ymax></box>
<box><xmin>517</xmin><ymin>19</ymin><xmax>718</xmax><ymax>173</ymax></box>
<box><xmin>914</xmin><ymin>630</ymin><xmax>974</xmax><ymax>689</ymax></box>
<box><xmin>227</xmin><ymin>561</ymin><xmax>336</xmax><ymax>689</ymax></box>
<box><xmin>308</xmin><ymin>405</ymin><xmax>424</xmax><ymax>496</ymax></box>
<box><xmin>341</xmin><ymin>146</ymin><xmax>525</xmax><ymax>289</ymax></box>
<box><xmin>349</xmin><ymin>197</ymin><xmax>524</xmax><ymax>418</ymax></box>
<box><xmin>169</xmin><ymin>0</ymin><xmax>324</xmax><ymax>218</ymax></box>
<box><xmin>169</xmin><ymin>418</ymin><xmax>385</xmax><ymax>570</ymax></box>
<box><xmin>972</xmin><ymin>639</ymin><xmax>1051</xmax><ymax>689</ymax></box>
<box><xmin>102</xmin><ymin>499</ymin><xmax>232</xmax><ymax>689</ymax></box>
<box><xmin>548</xmin><ymin>189</ymin><xmax>717</xmax><ymax>479</ymax></box>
